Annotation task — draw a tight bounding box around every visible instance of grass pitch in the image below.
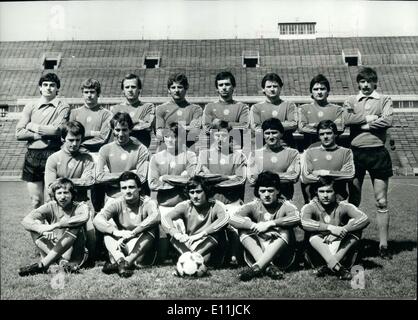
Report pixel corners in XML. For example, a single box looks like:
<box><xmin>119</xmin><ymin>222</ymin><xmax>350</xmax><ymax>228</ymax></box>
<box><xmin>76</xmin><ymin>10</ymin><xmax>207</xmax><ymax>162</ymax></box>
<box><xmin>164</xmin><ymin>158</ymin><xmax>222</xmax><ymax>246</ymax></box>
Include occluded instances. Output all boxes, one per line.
<box><xmin>1</xmin><ymin>178</ymin><xmax>416</xmax><ymax>300</ymax></box>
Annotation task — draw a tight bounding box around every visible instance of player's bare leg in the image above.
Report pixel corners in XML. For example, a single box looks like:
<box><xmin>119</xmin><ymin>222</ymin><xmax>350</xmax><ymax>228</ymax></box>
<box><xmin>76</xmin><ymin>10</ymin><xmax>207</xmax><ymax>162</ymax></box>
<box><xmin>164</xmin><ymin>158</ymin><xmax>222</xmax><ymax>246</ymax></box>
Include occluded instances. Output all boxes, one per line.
<box><xmin>194</xmin><ymin>237</ymin><xmax>217</xmax><ymax>264</ymax></box>
<box><xmin>40</xmin><ymin>228</ymin><xmax>79</xmax><ymax>268</ymax></box>
<box><xmin>333</xmin><ymin>235</ymin><xmax>359</xmax><ymax>266</ymax></box>
<box><xmin>242</xmin><ymin>236</ymin><xmax>264</xmax><ymax>262</ymax></box>
<box><xmin>27</xmin><ymin>181</ymin><xmax>44</xmax><ymax>209</ymax></box>
<box><xmin>124</xmin><ymin>232</ymin><xmax>154</xmax><ymax>266</ymax></box>
<box><xmin>348</xmin><ymin>174</ymin><xmax>365</xmax><ymax>207</ymax></box>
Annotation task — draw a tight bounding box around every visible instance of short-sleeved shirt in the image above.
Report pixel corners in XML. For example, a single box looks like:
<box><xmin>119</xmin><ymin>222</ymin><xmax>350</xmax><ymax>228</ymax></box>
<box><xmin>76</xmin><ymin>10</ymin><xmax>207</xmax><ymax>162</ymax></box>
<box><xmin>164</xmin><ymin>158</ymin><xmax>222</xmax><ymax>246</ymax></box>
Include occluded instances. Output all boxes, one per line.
<box><xmin>203</xmin><ymin>100</ymin><xmax>249</xmax><ymax>132</ymax></box>
<box><xmin>250</xmin><ymin>100</ymin><xmax>297</xmax><ymax>132</ymax></box>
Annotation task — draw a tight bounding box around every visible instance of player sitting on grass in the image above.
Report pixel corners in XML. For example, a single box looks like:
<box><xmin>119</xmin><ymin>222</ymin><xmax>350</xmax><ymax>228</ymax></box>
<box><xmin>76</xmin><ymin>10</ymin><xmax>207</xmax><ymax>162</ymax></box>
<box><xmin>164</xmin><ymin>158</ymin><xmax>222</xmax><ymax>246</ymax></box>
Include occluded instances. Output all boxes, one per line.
<box><xmin>230</xmin><ymin>171</ymin><xmax>300</xmax><ymax>281</ymax></box>
<box><xmin>93</xmin><ymin>171</ymin><xmax>160</xmax><ymax>278</ymax></box>
<box><xmin>161</xmin><ymin>175</ymin><xmax>229</xmax><ymax>268</ymax></box>
<box><xmin>19</xmin><ymin>178</ymin><xmax>91</xmax><ymax>276</ymax></box>
<box><xmin>301</xmin><ymin>177</ymin><xmax>370</xmax><ymax>280</ymax></box>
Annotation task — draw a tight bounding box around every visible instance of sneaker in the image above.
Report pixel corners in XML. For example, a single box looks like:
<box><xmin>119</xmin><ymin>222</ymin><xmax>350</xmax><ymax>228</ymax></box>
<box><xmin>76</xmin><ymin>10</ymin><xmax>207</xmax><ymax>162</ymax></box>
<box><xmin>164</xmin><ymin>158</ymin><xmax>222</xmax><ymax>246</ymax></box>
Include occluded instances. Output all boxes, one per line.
<box><xmin>334</xmin><ymin>266</ymin><xmax>352</xmax><ymax>281</ymax></box>
<box><xmin>379</xmin><ymin>246</ymin><xmax>393</xmax><ymax>260</ymax></box>
<box><xmin>18</xmin><ymin>262</ymin><xmax>47</xmax><ymax>277</ymax></box>
<box><xmin>117</xmin><ymin>260</ymin><xmax>134</xmax><ymax>278</ymax></box>
<box><xmin>239</xmin><ymin>265</ymin><xmax>263</xmax><ymax>282</ymax></box>
<box><xmin>315</xmin><ymin>265</ymin><xmax>332</xmax><ymax>278</ymax></box>
<box><xmin>264</xmin><ymin>264</ymin><xmax>284</xmax><ymax>280</ymax></box>
<box><xmin>102</xmin><ymin>261</ymin><xmax>118</xmax><ymax>275</ymax></box>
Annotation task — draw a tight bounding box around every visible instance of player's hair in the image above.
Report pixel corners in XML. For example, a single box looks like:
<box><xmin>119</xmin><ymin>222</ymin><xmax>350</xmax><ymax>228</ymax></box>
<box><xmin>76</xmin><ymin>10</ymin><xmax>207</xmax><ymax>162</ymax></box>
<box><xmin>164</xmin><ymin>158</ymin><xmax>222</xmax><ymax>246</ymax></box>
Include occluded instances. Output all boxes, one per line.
<box><xmin>50</xmin><ymin>177</ymin><xmax>76</xmax><ymax>201</ymax></box>
<box><xmin>167</xmin><ymin>73</ymin><xmax>189</xmax><ymax>90</ymax></box>
<box><xmin>80</xmin><ymin>78</ymin><xmax>101</xmax><ymax>95</ymax></box>
<box><xmin>261</xmin><ymin>118</ymin><xmax>285</xmax><ymax>134</ymax></box>
<box><xmin>253</xmin><ymin>171</ymin><xmax>281</xmax><ymax>198</ymax></box>
<box><xmin>317</xmin><ymin>119</ymin><xmax>338</xmax><ymax>135</ymax></box>
<box><xmin>185</xmin><ymin>175</ymin><xmax>214</xmax><ymax>199</ymax></box>
<box><xmin>210</xmin><ymin>120</ymin><xmax>231</xmax><ymax>131</ymax></box>
<box><xmin>110</xmin><ymin>112</ymin><xmax>134</xmax><ymax>130</ymax></box>
<box><xmin>312</xmin><ymin>176</ymin><xmax>336</xmax><ymax>195</ymax></box>
<box><xmin>121</xmin><ymin>73</ymin><xmax>142</xmax><ymax>90</ymax></box>
<box><xmin>261</xmin><ymin>73</ymin><xmax>283</xmax><ymax>88</ymax></box>
<box><xmin>215</xmin><ymin>71</ymin><xmax>236</xmax><ymax>88</ymax></box>
<box><xmin>356</xmin><ymin>67</ymin><xmax>378</xmax><ymax>89</ymax></box>
<box><xmin>61</xmin><ymin>120</ymin><xmax>85</xmax><ymax>140</ymax></box>
<box><xmin>38</xmin><ymin>73</ymin><xmax>61</xmax><ymax>91</ymax></box>
<box><xmin>119</xmin><ymin>171</ymin><xmax>143</xmax><ymax>189</ymax></box>
<box><xmin>309</xmin><ymin>74</ymin><xmax>330</xmax><ymax>93</ymax></box>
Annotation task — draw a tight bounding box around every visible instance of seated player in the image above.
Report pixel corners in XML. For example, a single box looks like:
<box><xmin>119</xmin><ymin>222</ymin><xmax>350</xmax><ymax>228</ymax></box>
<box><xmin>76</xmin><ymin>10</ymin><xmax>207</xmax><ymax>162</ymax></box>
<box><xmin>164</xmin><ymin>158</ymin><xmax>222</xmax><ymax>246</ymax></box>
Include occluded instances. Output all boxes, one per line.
<box><xmin>161</xmin><ymin>175</ymin><xmax>229</xmax><ymax>267</ymax></box>
<box><xmin>110</xmin><ymin>73</ymin><xmax>155</xmax><ymax>148</ymax></box>
<box><xmin>230</xmin><ymin>171</ymin><xmax>300</xmax><ymax>281</ymax></box>
<box><xmin>301</xmin><ymin>120</ymin><xmax>355</xmax><ymax>202</ymax></box>
<box><xmin>250</xmin><ymin>72</ymin><xmax>297</xmax><ymax>148</ymax></box>
<box><xmin>247</xmin><ymin>118</ymin><xmax>300</xmax><ymax>200</ymax></box>
<box><xmin>301</xmin><ymin>177</ymin><xmax>370</xmax><ymax>280</ymax></box>
<box><xmin>93</xmin><ymin>171</ymin><xmax>160</xmax><ymax>278</ymax></box>
<box><xmin>156</xmin><ymin>73</ymin><xmax>202</xmax><ymax>150</ymax></box>
<box><xmin>148</xmin><ymin>122</ymin><xmax>197</xmax><ymax>262</ymax></box>
<box><xmin>19</xmin><ymin>178</ymin><xmax>91</xmax><ymax>276</ymax></box>
<box><xmin>203</xmin><ymin>71</ymin><xmax>249</xmax><ymax>150</ymax></box>
<box><xmin>196</xmin><ymin>120</ymin><xmax>247</xmax><ymax>265</ymax></box>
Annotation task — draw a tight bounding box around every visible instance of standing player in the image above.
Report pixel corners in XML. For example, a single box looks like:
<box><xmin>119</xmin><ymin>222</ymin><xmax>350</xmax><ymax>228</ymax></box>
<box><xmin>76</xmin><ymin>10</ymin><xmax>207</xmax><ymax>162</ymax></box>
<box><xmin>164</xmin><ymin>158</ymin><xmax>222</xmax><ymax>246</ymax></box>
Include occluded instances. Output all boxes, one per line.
<box><xmin>203</xmin><ymin>71</ymin><xmax>249</xmax><ymax>149</ymax></box>
<box><xmin>301</xmin><ymin>120</ymin><xmax>355</xmax><ymax>202</ymax></box>
<box><xmin>230</xmin><ymin>171</ymin><xmax>300</xmax><ymax>281</ymax></box>
<box><xmin>93</xmin><ymin>171</ymin><xmax>160</xmax><ymax>278</ymax></box>
<box><xmin>343</xmin><ymin>67</ymin><xmax>394</xmax><ymax>259</ymax></box>
<box><xmin>18</xmin><ymin>178</ymin><xmax>90</xmax><ymax>276</ymax></box>
<box><xmin>301</xmin><ymin>177</ymin><xmax>370</xmax><ymax>280</ymax></box>
<box><xmin>110</xmin><ymin>73</ymin><xmax>155</xmax><ymax>148</ymax></box>
<box><xmin>156</xmin><ymin>73</ymin><xmax>202</xmax><ymax>149</ymax></box>
<box><xmin>250</xmin><ymin>72</ymin><xmax>297</xmax><ymax>148</ymax></box>
<box><xmin>247</xmin><ymin>118</ymin><xmax>300</xmax><ymax>200</ymax></box>
<box><xmin>69</xmin><ymin>78</ymin><xmax>112</xmax><ymax>157</ymax></box>
<box><xmin>16</xmin><ymin>73</ymin><xmax>70</xmax><ymax>209</ymax></box>
<box><xmin>161</xmin><ymin>175</ymin><xmax>229</xmax><ymax>266</ymax></box>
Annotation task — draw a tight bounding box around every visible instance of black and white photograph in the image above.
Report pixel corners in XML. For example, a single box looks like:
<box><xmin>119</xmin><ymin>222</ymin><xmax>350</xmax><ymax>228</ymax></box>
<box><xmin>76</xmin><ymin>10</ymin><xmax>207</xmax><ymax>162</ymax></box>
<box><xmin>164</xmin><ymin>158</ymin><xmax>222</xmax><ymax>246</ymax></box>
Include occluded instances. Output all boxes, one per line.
<box><xmin>0</xmin><ymin>0</ymin><xmax>416</xmax><ymax>305</ymax></box>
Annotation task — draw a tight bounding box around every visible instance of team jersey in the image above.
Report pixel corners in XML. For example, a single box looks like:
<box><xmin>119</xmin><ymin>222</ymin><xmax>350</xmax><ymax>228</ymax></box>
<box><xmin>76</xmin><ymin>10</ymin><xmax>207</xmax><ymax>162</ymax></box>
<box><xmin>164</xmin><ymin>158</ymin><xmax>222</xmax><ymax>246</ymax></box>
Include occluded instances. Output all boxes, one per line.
<box><xmin>69</xmin><ymin>105</ymin><xmax>113</xmax><ymax>152</ymax></box>
<box><xmin>44</xmin><ymin>148</ymin><xmax>95</xmax><ymax>199</ymax></box>
<box><xmin>156</xmin><ymin>101</ymin><xmax>202</xmax><ymax>130</ymax></box>
<box><xmin>301</xmin><ymin>145</ymin><xmax>354</xmax><ymax>184</ymax></box>
<box><xmin>247</xmin><ymin>146</ymin><xmax>300</xmax><ymax>184</ymax></box>
<box><xmin>343</xmin><ymin>91</ymin><xmax>393</xmax><ymax>148</ymax></box>
<box><xmin>298</xmin><ymin>102</ymin><xmax>344</xmax><ymax>135</ymax></box>
<box><xmin>21</xmin><ymin>200</ymin><xmax>90</xmax><ymax>233</ymax></box>
<box><xmin>161</xmin><ymin>199</ymin><xmax>229</xmax><ymax>237</ymax></box>
<box><xmin>301</xmin><ymin>198</ymin><xmax>370</xmax><ymax>235</ymax></box>
<box><xmin>250</xmin><ymin>100</ymin><xmax>297</xmax><ymax>132</ymax></box>
<box><xmin>148</xmin><ymin>149</ymin><xmax>197</xmax><ymax>206</ymax></box>
<box><xmin>110</xmin><ymin>100</ymin><xmax>155</xmax><ymax>131</ymax></box>
<box><xmin>93</xmin><ymin>195</ymin><xmax>160</xmax><ymax>235</ymax></box>
<box><xmin>98</xmin><ymin>138</ymin><xmax>149</xmax><ymax>184</ymax></box>
<box><xmin>196</xmin><ymin>146</ymin><xmax>247</xmax><ymax>204</ymax></box>
<box><xmin>230</xmin><ymin>198</ymin><xmax>300</xmax><ymax>233</ymax></box>
<box><xmin>203</xmin><ymin>100</ymin><xmax>250</xmax><ymax>132</ymax></box>
<box><xmin>15</xmin><ymin>97</ymin><xmax>70</xmax><ymax>150</ymax></box>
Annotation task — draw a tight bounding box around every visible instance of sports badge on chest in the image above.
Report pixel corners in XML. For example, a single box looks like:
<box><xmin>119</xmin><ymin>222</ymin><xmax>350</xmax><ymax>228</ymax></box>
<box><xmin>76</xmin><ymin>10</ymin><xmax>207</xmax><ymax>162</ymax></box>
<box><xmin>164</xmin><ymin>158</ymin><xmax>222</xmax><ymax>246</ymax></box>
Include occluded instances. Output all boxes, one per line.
<box><xmin>264</xmin><ymin>212</ymin><xmax>273</xmax><ymax>221</ymax></box>
<box><xmin>324</xmin><ymin>214</ymin><xmax>331</xmax><ymax>223</ymax></box>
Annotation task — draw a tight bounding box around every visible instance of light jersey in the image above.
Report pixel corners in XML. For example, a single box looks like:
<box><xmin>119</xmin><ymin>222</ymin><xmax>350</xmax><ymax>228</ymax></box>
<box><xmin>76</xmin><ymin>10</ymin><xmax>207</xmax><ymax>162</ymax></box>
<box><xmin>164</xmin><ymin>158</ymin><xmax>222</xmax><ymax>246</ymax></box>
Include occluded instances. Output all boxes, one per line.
<box><xmin>229</xmin><ymin>198</ymin><xmax>300</xmax><ymax>238</ymax></box>
<box><xmin>22</xmin><ymin>200</ymin><xmax>90</xmax><ymax>234</ymax></box>
<box><xmin>203</xmin><ymin>100</ymin><xmax>250</xmax><ymax>132</ymax></box>
<box><xmin>15</xmin><ymin>97</ymin><xmax>70</xmax><ymax>150</ymax></box>
<box><xmin>98</xmin><ymin>138</ymin><xmax>149</xmax><ymax>184</ymax></box>
<box><xmin>343</xmin><ymin>91</ymin><xmax>393</xmax><ymax>148</ymax></box>
<box><xmin>250</xmin><ymin>100</ymin><xmax>297</xmax><ymax>132</ymax></box>
<box><xmin>110</xmin><ymin>101</ymin><xmax>155</xmax><ymax>130</ymax></box>
<box><xmin>69</xmin><ymin>105</ymin><xmax>113</xmax><ymax>152</ymax></box>
<box><xmin>161</xmin><ymin>199</ymin><xmax>229</xmax><ymax>237</ymax></box>
<box><xmin>94</xmin><ymin>195</ymin><xmax>160</xmax><ymax>234</ymax></box>
<box><xmin>301</xmin><ymin>198</ymin><xmax>369</xmax><ymax>236</ymax></box>
<box><xmin>148</xmin><ymin>149</ymin><xmax>197</xmax><ymax>206</ymax></box>
<box><xmin>301</xmin><ymin>145</ymin><xmax>355</xmax><ymax>184</ymax></box>
<box><xmin>156</xmin><ymin>101</ymin><xmax>202</xmax><ymax>130</ymax></box>
<box><xmin>298</xmin><ymin>102</ymin><xmax>344</xmax><ymax>135</ymax></box>
<box><xmin>196</xmin><ymin>146</ymin><xmax>247</xmax><ymax>204</ymax></box>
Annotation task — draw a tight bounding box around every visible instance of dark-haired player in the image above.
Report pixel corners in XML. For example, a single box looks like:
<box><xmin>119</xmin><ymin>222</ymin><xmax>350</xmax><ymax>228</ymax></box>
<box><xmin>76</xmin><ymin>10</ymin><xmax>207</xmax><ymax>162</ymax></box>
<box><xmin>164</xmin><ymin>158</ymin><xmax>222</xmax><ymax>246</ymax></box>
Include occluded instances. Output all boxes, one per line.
<box><xmin>230</xmin><ymin>171</ymin><xmax>300</xmax><ymax>281</ymax></box>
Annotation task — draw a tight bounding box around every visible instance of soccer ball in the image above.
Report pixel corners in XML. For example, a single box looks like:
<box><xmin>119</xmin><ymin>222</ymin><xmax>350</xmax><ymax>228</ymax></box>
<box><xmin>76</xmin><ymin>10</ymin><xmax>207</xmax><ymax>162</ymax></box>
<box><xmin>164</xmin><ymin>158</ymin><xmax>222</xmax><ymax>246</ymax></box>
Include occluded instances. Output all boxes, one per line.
<box><xmin>176</xmin><ymin>251</ymin><xmax>207</xmax><ymax>277</ymax></box>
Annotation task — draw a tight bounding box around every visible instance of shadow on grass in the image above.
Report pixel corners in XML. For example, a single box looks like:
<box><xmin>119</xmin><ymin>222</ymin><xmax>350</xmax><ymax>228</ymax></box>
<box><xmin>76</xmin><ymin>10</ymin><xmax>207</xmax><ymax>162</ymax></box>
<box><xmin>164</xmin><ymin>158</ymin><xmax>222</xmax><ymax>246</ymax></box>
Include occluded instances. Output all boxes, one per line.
<box><xmin>361</xmin><ymin>239</ymin><xmax>417</xmax><ymax>258</ymax></box>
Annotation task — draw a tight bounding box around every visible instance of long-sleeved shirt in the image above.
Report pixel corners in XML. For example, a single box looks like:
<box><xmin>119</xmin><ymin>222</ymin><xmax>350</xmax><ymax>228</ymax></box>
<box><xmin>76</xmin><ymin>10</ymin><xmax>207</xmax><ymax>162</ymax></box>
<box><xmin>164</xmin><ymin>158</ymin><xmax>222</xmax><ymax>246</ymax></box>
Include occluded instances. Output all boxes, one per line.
<box><xmin>230</xmin><ymin>198</ymin><xmax>300</xmax><ymax>233</ymax></box>
<box><xmin>298</xmin><ymin>102</ymin><xmax>344</xmax><ymax>135</ymax></box>
<box><xmin>343</xmin><ymin>91</ymin><xmax>393</xmax><ymax>148</ymax></box>
<box><xmin>203</xmin><ymin>100</ymin><xmax>249</xmax><ymax>132</ymax></box>
<box><xmin>148</xmin><ymin>149</ymin><xmax>197</xmax><ymax>206</ymax></box>
<box><xmin>21</xmin><ymin>200</ymin><xmax>90</xmax><ymax>234</ymax></box>
<box><xmin>15</xmin><ymin>97</ymin><xmax>70</xmax><ymax>150</ymax></box>
<box><xmin>161</xmin><ymin>200</ymin><xmax>229</xmax><ymax>237</ymax></box>
<box><xmin>69</xmin><ymin>105</ymin><xmax>113</xmax><ymax>152</ymax></box>
<box><xmin>196</xmin><ymin>146</ymin><xmax>247</xmax><ymax>204</ymax></box>
<box><xmin>93</xmin><ymin>195</ymin><xmax>160</xmax><ymax>236</ymax></box>
<box><xmin>301</xmin><ymin>145</ymin><xmax>355</xmax><ymax>184</ymax></box>
<box><xmin>301</xmin><ymin>198</ymin><xmax>370</xmax><ymax>235</ymax></box>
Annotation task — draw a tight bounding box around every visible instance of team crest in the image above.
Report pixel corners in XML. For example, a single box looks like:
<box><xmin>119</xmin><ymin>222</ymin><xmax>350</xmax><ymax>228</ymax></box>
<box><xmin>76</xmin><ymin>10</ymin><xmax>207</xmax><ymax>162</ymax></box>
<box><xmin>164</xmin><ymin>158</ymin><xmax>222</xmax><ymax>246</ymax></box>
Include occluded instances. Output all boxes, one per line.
<box><xmin>324</xmin><ymin>215</ymin><xmax>331</xmax><ymax>223</ymax></box>
<box><xmin>317</xmin><ymin>111</ymin><xmax>324</xmax><ymax>117</ymax></box>
<box><xmin>326</xmin><ymin>154</ymin><xmax>333</xmax><ymax>161</ymax></box>
<box><xmin>176</xmin><ymin>110</ymin><xmax>183</xmax><ymax>116</ymax></box>
<box><xmin>264</xmin><ymin>212</ymin><xmax>272</xmax><ymax>221</ymax></box>
<box><xmin>272</xmin><ymin>110</ymin><xmax>278</xmax><ymax>117</ymax></box>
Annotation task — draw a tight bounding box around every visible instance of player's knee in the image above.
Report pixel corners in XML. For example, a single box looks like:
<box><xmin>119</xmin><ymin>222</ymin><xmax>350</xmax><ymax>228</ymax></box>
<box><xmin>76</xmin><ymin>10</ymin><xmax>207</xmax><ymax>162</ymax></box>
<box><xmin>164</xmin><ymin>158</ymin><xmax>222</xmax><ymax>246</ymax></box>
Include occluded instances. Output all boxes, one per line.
<box><xmin>375</xmin><ymin>198</ymin><xmax>387</xmax><ymax>211</ymax></box>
